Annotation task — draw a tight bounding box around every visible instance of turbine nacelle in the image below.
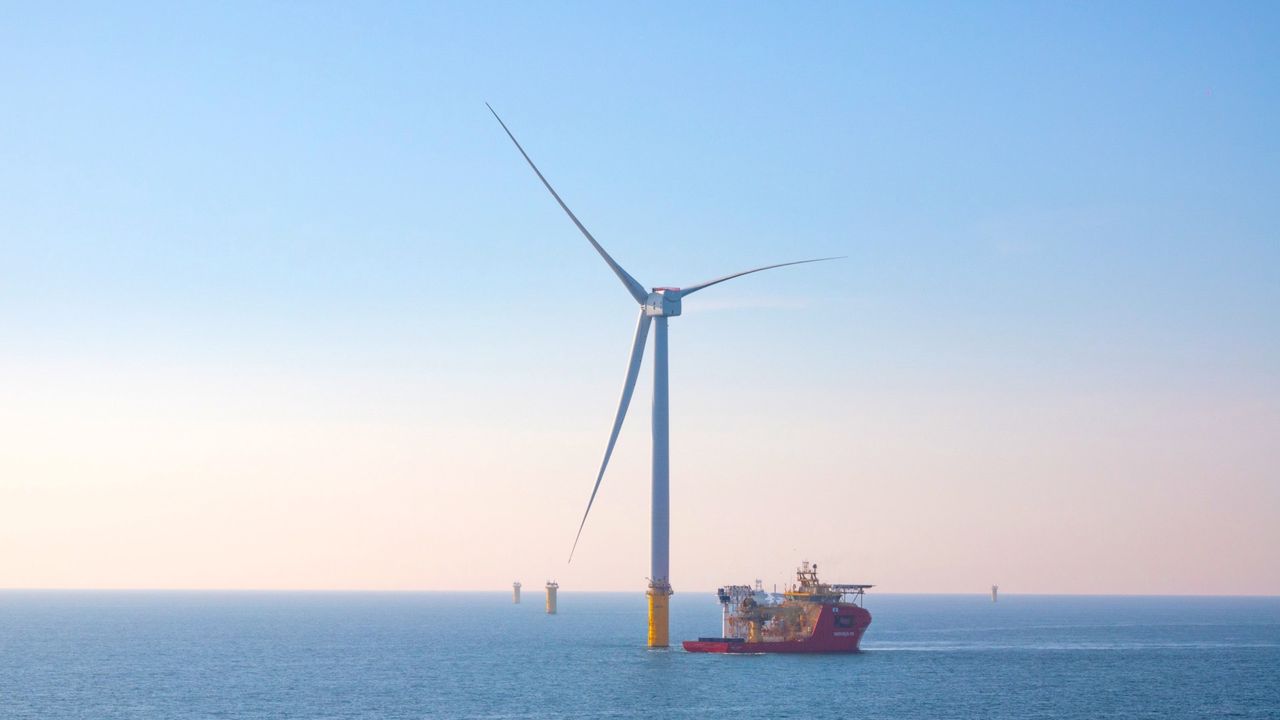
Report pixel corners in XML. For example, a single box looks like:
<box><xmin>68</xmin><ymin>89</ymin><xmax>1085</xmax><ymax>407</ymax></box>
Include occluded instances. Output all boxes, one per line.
<box><xmin>644</xmin><ymin>288</ymin><xmax>682</xmax><ymax>317</ymax></box>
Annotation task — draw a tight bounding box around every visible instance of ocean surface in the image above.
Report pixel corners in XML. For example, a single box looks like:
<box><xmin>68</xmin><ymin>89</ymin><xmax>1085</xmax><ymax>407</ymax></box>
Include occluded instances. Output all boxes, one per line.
<box><xmin>2</xmin><ymin>591</ymin><xmax>1277</xmax><ymax>719</ymax></box>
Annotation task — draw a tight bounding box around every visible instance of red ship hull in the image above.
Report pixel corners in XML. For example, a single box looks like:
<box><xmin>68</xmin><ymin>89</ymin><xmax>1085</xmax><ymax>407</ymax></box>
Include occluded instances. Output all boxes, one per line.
<box><xmin>683</xmin><ymin>604</ymin><xmax>871</xmax><ymax>654</ymax></box>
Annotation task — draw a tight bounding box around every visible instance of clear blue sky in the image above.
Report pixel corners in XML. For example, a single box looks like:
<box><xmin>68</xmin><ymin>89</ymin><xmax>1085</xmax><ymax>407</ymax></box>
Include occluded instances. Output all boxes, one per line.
<box><xmin>1</xmin><ymin>3</ymin><xmax>1277</xmax><ymax>593</ymax></box>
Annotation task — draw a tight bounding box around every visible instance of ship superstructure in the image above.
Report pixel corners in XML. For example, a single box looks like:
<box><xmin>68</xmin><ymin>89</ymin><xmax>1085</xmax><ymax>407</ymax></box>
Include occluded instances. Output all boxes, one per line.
<box><xmin>684</xmin><ymin>562</ymin><xmax>872</xmax><ymax>654</ymax></box>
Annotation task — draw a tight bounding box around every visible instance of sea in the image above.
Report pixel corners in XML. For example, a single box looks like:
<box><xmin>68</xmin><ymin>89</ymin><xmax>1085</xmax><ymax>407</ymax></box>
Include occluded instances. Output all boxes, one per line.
<box><xmin>2</xmin><ymin>591</ymin><xmax>1277</xmax><ymax>719</ymax></box>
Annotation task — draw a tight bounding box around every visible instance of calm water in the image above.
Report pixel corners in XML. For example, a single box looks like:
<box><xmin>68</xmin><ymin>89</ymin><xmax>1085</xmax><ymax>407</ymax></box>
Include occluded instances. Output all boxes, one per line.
<box><xmin>2</xmin><ymin>591</ymin><xmax>1277</xmax><ymax>719</ymax></box>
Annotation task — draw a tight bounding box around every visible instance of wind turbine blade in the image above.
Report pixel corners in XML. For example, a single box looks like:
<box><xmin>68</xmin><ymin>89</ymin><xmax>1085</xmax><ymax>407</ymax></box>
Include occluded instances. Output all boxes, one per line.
<box><xmin>570</xmin><ymin>309</ymin><xmax>653</xmax><ymax>562</ymax></box>
<box><xmin>677</xmin><ymin>256</ymin><xmax>846</xmax><ymax>298</ymax></box>
<box><xmin>487</xmin><ymin>103</ymin><xmax>649</xmax><ymax>304</ymax></box>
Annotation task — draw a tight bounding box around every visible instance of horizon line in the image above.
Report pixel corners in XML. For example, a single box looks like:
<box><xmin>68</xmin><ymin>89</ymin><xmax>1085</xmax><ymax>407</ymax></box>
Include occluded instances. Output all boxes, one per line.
<box><xmin>3</xmin><ymin>587</ymin><xmax>1278</xmax><ymax>599</ymax></box>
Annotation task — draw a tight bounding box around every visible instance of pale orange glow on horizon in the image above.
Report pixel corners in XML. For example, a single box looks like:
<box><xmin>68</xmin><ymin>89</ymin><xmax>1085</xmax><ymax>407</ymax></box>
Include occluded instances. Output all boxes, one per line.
<box><xmin>3</xmin><ymin>339</ymin><xmax>1276</xmax><ymax>596</ymax></box>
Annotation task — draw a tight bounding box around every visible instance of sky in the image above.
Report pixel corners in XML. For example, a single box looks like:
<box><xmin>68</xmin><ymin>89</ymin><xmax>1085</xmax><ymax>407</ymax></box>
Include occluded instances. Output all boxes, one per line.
<box><xmin>1</xmin><ymin>2</ymin><xmax>1277</xmax><ymax>595</ymax></box>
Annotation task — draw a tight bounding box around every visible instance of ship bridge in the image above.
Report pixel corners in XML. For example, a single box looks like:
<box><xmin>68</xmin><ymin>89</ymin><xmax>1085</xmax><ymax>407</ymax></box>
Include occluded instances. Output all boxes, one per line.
<box><xmin>783</xmin><ymin>562</ymin><xmax>873</xmax><ymax>606</ymax></box>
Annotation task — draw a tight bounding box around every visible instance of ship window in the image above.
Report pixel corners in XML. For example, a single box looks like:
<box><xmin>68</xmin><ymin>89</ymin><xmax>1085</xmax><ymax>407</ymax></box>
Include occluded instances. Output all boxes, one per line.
<box><xmin>834</xmin><ymin>615</ymin><xmax>854</xmax><ymax>628</ymax></box>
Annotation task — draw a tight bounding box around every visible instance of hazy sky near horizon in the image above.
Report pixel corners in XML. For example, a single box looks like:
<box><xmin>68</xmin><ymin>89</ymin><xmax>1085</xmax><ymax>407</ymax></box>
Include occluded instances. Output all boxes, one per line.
<box><xmin>2</xmin><ymin>2</ymin><xmax>1278</xmax><ymax>594</ymax></box>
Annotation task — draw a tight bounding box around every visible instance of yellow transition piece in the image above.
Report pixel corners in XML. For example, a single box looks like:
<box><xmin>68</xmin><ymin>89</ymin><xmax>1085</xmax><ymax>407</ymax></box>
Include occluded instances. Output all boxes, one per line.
<box><xmin>647</xmin><ymin>583</ymin><xmax>673</xmax><ymax>648</ymax></box>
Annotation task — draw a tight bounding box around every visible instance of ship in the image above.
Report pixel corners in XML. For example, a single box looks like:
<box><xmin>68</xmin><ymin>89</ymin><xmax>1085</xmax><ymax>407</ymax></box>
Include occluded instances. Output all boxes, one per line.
<box><xmin>683</xmin><ymin>561</ymin><xmax>872</xmax><ymax>653</ymax></box>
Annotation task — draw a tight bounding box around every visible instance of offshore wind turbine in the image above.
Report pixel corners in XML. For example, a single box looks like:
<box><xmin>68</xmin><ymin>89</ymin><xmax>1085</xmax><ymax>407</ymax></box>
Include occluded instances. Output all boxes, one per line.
<box><xmin>488</xmin><ymin>104</ymin><xmax>840</xmax><ymax>647</ymax></box>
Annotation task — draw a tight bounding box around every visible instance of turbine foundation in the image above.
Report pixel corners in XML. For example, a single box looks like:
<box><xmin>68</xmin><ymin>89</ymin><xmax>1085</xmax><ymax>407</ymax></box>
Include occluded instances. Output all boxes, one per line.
<box><xmin>647</xmin><ymin>580</ymin><xmax>673</xmax><ymax>648</ymax></box>
<box><xmin>545</xmin><ymin>581</ymin><xmax>559</xmax><ymax>614</ymax></box>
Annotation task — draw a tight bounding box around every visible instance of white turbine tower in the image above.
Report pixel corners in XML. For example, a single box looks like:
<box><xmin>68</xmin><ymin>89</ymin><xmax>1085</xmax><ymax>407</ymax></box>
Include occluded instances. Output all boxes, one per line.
<box><xmin>489</xmin><ymin>104</ymin><xmax>840</xmax><ymax>647</ymax></box>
